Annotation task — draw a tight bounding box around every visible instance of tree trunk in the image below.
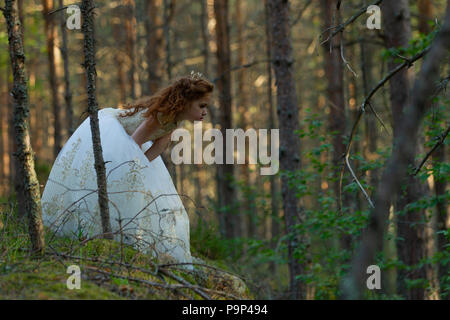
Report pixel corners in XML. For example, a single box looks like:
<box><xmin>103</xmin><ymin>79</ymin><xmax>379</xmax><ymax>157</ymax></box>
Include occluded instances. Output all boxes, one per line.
<box><xmin>235</xmin><ymin>0</ymin><xmax>250</xmax><ymax>240</ymax></box>
<box><xmin>418</xmin><ymin>0</ymin><xmax>433</xmax><ymax>34</ymax></box>
<box><xmin>81</xmin><ymin>0</ymin><xmax>113</xmax><ymax>239</ymax></box>
<box><xmin>42</xmin><ymin>0</ymin><xmax>63</xmax><ymax>158</ymax></box>
<box><xmin>342</xmin><ymin>2</ymin><xmax>450</xmax><ymax>299</ymax></box>
<box><xmin>192</xmin><ymin>0</ymin><xmax>210</xmax><ymax>209</ymax></box>
<box><xmin>125</xmin><ymin>0</ymin><xmax>138</xmax><ymax>100</ymax></box>
<box><xmin>433</xmin><ymin>136</ymin><xmax>449</xmax><ymax>299</ymax></box>
<box><xmin>145</xmin><ymin>0</ymin><xmax>164</xmax><ymax>95</ymax></box>
<box><xmin>200</xmin><ymin>0</ymin><xmax>210</xmax><ymax>77</ymax></box>
<box><xmin>267</xmin><ymin>0</ymin><xmax>304</xmax><ymax>300</ymax></box>
<box><xmin>3</xmin><ymin>0</ymin><xmax>45</xmax><ymax>254</ymax></box>
<box><xmin>320</xmin><ymin>0</ymin><xmax>352</xmax><ymax>251</ymax></box>
<box><xmin>360</xmin><ymin>38</ymin><xmax>378</xmax><ymax>191</ymax></box>
<box><xmin>58</xmin><ymin>0</ymin><xmax>74</xmax><ymax>137</ymax></box>
<box><xmin>112</xmin><ymin>12</ymin><xmax>127</xmax><ymax>104</ymax></box>
<box><xmin>0</xmin><ymin>72</ymin><xmax>5</xmax><ymax>191</ymax></box>
<box><xmin>382</xmin><ymin>0</ymin><xmax>428</xmax><ymax>299</ymax></box>
<box><xmin>264</xmin><ymin>0</ymin><xmax>281</xmax><ymax>274</ymax></box>
<box><xmin>214</xmin><ymin>0</ymin><xmax>235</xmax><ymax>239</ymax></box>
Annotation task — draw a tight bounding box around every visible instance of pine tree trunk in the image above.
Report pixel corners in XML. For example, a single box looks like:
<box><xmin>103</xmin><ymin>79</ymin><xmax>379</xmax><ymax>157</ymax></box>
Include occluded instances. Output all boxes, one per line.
<box><xmin>434</xmin><ymin>140</ymin><xmax>449</xmax><ymax>299</ymax></box>
<box><xmin>235</xmin><ymin>0</ymin><xmax>249</xmax><ymax>240</ymax></box>
<box><xmin>42</xmin><ymin>0</ymin><xmax>63</xmax><ymax>158</ymax></box>
<box><xmin>320</xmin><ymin>0</ymin><xmax>352</xmax><ymax>251</ymax></box>
<box><xmin>81</xmin><ymin>0</ymin><xmax>113</xmax><ymax>239</ymax></box>
<box><xmin>0</xmin><ymin>73</ymin><xmax>5</xmax><ymax>192</ymax></box>
<box><xmin>112</xmin><ymin>11</ymin><xmax>127</xmax><ymax>104</ymax></box>
<box><xmin>125</xmin><ymin>0</ymin><xmax>138</xmax><ymax>100</ymax></box>
<box><xmin>382</xmin><ymin>0</ymin><xmax>428</xmax><ymax>299</ymax></box>
<box><xmin>3</xmin><ymin>0</ymin><xmax>45</xmax><ymax>254</ymax></box>
<box><xmin>418</xmin><ymin>0</ymin><xmax>433</xmax><ymax>34</ymax></box>
<box><xmin>59</xmin><ymin>0</ymin><xmax>74</xmax><ymax>136</ymax></box>
<box><xmin>145</xmin><ymin>0</ymin><xmax>164</xmax><ymax>95</ymax></box>
<box><xmin>267</xmin><ymin>0</ymin><xmax>304</xmax><ymax>300</ymax></box>
<box><xmin>360</xmin><ymin>39</ymin><xmax>378</xmax><ymax>190</ymax></box>
<box><xmin>264</xmin><ymin>0</ymin><xmax>281</xmax><ymax>274</ymax></box>
<box><xmin>214</xmin><ymin>0</ymin><xmax>235</xmax><ymax>240</ymax></box>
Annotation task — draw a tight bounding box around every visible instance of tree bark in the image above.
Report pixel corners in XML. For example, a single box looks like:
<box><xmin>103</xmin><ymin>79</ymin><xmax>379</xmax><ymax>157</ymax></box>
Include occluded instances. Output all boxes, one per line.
<box><xmin>3</xmin><ymin>0</ymin><xmax>45</xmax><ymax>254</ymax></box>
<box><xmin>145</xmin><ymin>0</ymin><xmax>164</xmax><ymax>95</ymax></box>
<box><xmin>264</xmin><ymin>0</ymin><xmax>281</xmax><ymax>274</ymax></box>
<box><xmin>214</xmin><ymin>0</ymin><xmax>235</xmax><ymax>239</ymax></box>
<box><xmin>320</xmin><ymin>0</ymin><xmax>352</xmax><ymax>251</ymax></box>
<box><xmin>0</xmin><ymin>71</ymin><xmax>5</xmax><ymax>191</ymax></box>
<box><xmin>112</xmin><ymin>9</ymin><xmax>127</xmax><ymax>104</ymax></box>
<box><xmin>267</xmin><ymin>0</ymin><xmax>304</xmax><ymax>300</ymax></box>
<box><xmin>433</xmin><ymin>134</ymin><xmax>449</xmax><ymax>299</ymax></box>
<box><xmin>124</xmin><ymin>0</ymin><xmax>138</xmax><ymax>100</ymax></box>
<box><xmin>81</xmin><ymin>0</ymin><xmax>113</xmax><ymax>239</ymax></box>
<box><xmin>58</xmin><ymin>0</ymin><xmax>74</xmax><ymax>137</ymax></box>
<box><xmin>382</xmin><ymin>0</ymin><xmax>428</xmax><ymax>299</ymax></box>
<box><xmin>42</xmin><ymin>0</ymin><xmax>63</xmax><ymax>158</ymax></box>
<box><xmin>235</xmin><ymin>0</ymin><xmax>250</xmax><ymax>240</ymax></box>
<box><xmin>341</xmin><ymin>2</ymin><xmax>450</xmax><ymax>299</ymax></box>
<box><xmin>418</xmin><ymin>0</ymin><xmax>433</xmax><ymax>34</ymax></box>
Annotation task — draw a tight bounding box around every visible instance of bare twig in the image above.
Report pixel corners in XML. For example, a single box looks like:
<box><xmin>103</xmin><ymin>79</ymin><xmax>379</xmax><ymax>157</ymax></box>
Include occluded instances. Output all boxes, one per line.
<box><xmin>85</xmin><ymin>266</ymin><xmax>239</xmax><ymax>299</ymax></box>
<box><xmin>46</xmin><ymin>251</ymin><xmax>212</xmax><ymax>299</ymax></box>
<box><xmin>338</xmin><ymin>45</ymin><xmax>431</xmax><ymax>212</ymax></box>
<box><xmin>320</xmin><ymin>0</ymin><xmax>384</xmax><ymax>45</ymax></box>
<box><xmin>345</xmin><ymin>154</ymin><xmax>375</xmax><ymax>208</ymax></box>
<box><xmin>291</xmin><ymin>0</ymin><xmax>313</xmax><ymax>27</ymax></box>
<box><xmin>340</xmin><ymin>31</ymin><xmax>358</xmax><ymax>77</ymax></box>
<box><xmin>212</xmin><ymin>59</ymin><xmax>270</xmax><ymax>83</ymax></box>
<box><xmin>48</xmin><ymin>5</ymin><xmax>69</xmax><ymax>15</ymax></box>
<box><xmin>414</xmin><ymin>124</ymin><xmax>450</xmax><ymax>175</ymax></box>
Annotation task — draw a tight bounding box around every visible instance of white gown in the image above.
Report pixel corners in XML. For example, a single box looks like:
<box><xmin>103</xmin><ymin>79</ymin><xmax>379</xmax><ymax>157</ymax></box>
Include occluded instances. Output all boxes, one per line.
<box><xmin>41</xmin><ymin>107</ymin><xmax>192</xmax><ymax>268</ymax></box>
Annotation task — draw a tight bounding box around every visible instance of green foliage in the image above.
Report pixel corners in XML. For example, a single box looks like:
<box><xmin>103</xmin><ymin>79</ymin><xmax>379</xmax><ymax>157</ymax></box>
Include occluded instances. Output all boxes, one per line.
<box><xmin>382</xmin><ymin>26</ymin><xmax>439</xmax><ymax>62</ymax></box>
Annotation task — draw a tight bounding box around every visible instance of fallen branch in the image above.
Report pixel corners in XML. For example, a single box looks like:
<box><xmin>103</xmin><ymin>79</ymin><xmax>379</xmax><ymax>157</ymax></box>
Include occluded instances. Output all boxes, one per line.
<box><xmin>47</xmin><ymin>251</ymin><xmax>214</xmax><ymax>299</ymax></box>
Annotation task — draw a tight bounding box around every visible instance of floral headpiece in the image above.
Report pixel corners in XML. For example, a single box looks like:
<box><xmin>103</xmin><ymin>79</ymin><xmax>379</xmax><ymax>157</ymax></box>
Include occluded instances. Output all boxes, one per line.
<box><xmin>189</xmin><ymin>70</ymin><xmax>203</xmax><ymax>80</ymax></box>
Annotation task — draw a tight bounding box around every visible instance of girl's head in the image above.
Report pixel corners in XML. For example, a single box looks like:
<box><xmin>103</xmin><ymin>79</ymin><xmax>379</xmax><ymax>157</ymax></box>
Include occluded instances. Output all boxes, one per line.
<box><xmin>119</xmin><ymin>75</ymin><xmax>214</xmax><ymax>124</ymax></box>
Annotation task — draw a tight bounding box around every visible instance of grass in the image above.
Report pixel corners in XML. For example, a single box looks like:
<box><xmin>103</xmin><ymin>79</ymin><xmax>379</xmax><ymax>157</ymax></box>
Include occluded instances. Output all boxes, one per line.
<box><xmin>0</xmin><ymin>199</ymin><xmax>253</xmax><ymax>300</ymax></box>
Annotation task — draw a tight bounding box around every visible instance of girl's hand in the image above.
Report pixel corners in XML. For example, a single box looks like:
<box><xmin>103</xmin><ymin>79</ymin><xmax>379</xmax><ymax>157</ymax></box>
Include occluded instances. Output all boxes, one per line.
<box><xmin>144</xmin><ymin>131</ymin><xmax>173</xmax><ymax>162</ymax></box>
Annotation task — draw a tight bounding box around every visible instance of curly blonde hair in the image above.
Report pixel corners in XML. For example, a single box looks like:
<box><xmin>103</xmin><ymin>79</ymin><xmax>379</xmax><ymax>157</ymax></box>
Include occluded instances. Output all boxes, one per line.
<box><xmin>118</xmin><ymin>76</ymin><xmax>214</xmax><ymax>125</ymax></box>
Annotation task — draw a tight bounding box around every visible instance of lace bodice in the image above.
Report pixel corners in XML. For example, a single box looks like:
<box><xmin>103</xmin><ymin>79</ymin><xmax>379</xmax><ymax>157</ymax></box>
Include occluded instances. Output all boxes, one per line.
<box><xmin>102</xmin><ymin>107</ymin><xmax>182</xmax><ymax>142</ymax></box>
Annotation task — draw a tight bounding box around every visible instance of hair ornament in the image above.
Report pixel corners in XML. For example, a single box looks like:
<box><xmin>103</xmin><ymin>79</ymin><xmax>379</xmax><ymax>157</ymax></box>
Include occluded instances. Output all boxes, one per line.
<box><xmin>189</xmin><ymin>70</ymin><xmax>203</xmax><ymax>80</ymax></box>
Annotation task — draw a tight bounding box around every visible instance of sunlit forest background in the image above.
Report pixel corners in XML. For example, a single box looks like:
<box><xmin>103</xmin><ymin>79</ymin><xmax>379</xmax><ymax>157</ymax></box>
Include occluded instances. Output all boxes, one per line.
<box><xmin>0</xmin><ymin>0</ymin><xmax>448</xmax><ymax>300</ymax></box>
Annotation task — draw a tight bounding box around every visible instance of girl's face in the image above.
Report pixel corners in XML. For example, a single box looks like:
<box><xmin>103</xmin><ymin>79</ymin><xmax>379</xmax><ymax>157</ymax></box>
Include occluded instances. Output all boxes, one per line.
<box><xmin>184</xmin><ymin>93</ymin><xmax>212</xmax><ymax>122</ymax></box>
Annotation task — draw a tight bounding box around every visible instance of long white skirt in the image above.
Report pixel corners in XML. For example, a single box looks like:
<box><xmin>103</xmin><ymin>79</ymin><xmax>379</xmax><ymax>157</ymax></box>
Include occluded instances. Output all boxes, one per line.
<box><xmin>41</xmin><ymin>108</ymin><xmax>192</xmax><ymax>267</ymax></box>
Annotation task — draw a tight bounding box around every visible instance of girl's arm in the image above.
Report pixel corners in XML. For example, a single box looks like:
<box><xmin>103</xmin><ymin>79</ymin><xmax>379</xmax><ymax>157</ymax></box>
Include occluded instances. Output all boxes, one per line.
<box><xmin>144</xmin><ymin>131</ymin><xmax>172</xmax><ymax>162</ymax></box>
<box><xmin>131</xmin><ymin>116</ymin><xmax>159</xmax><ymax>148</ymax></box>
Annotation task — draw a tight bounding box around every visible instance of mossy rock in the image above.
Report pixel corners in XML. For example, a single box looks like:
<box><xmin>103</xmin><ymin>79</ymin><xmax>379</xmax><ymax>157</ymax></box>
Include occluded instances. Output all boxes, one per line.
<box><xmin>191</xmin><ymin>256</ymin><xmax>253</xmax><ymax>299</ymax></box>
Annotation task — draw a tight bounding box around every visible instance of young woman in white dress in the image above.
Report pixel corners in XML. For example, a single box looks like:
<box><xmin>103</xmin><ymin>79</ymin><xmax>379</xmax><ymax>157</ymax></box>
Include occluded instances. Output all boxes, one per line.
<box><xmin>41</xmin><ymin>75</ymin><xmax>214</xmax><ymax>267</ymax></box>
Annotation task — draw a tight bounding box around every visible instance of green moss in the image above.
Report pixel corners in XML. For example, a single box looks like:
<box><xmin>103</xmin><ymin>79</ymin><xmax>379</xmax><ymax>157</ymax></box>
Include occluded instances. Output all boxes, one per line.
<box><xmin>1</xmin><ymin>205</ymin><xmax>252</xmax><ymax>300</ymax></box>
<box><xmin>0</xmin><ymin>259</ymin><xmax>122</xmax><ymax>299</ymax></box>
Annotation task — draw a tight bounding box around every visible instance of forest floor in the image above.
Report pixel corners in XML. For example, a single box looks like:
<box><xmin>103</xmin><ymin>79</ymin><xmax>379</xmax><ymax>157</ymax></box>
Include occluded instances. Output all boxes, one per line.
<box><xmin>0</xmin><ymin>207</ymin><xmax>252</xmax><ymax>300</ymax></box>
